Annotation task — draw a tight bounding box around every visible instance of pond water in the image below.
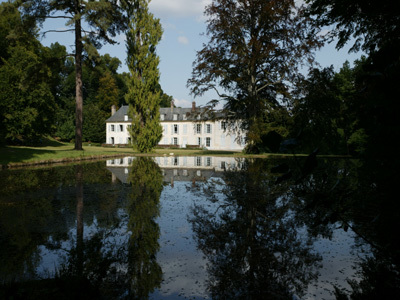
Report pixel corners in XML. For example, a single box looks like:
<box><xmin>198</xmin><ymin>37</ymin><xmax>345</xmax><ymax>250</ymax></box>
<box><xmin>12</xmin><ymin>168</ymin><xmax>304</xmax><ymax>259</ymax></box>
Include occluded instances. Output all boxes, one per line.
<box><xmin>0</xmin><ymin>156</ymin><xmax>399</xmax><ymax>299</ymax></box>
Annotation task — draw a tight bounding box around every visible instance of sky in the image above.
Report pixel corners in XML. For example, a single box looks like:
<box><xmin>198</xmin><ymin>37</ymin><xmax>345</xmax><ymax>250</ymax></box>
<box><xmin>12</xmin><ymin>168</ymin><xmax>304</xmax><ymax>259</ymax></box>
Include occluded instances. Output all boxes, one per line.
<box><xmin>3</xmin><ymin>0</ymin><xmax>362</xmax><ymax>108</ymax></box>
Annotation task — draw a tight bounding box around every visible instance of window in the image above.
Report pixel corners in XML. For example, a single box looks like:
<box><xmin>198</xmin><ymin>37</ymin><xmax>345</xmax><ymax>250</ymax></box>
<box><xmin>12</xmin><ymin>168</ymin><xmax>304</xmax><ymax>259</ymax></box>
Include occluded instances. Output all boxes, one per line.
<box><xmin>196</xmin><ymin>124</ymin><xmax>202</xmax><ymax>134</ymax></box>
<box><xmin>221</xmin><ymin>121</ymin><xmax>227</xmax><ymax>130</ymax></box>
<box><xmin>111</xmin><ymin>137</ymin><xmax>114</xmax><ymax>144</ymax></box>
<box><xmin>206</xmin><ymin>124</ymin><xmax>212</xmax><ymax>134</ymax></box>
<box><xmin>173</xmin><ymin>137</ymin><xmax>178</xmax><ymax>145</ymax></box>
<box><xmin>221</xmin><ymin>161</ymin><xmax>226</xmax><ymax>169</ymax></box>
<box><xmin>120</xmin><ymin>125</ymin><xmax>124</xmax><ymax>132</ymax></box>
<box><xmin>206</xmin><ymin>137</ymin><xmax>211</xmax><ymax>147</ymax></box>
<box><xmin>183</xmin><ymin>114</ymin><xmax>187</xmax><ymax>120</ymax></box>
<box><xmin>173</xmin><ymin>114</ymin><xmax>178</xmax><ymax>120</ymax></box>
<box><xmin>174</xmin><ymin>124</ymin><xmax>179</xmax><ymax>134</ymax></box>
<box><xmin>127</xmin><ymin>124</ymin><xmax>132</xmax><ymax>131</ymax></box>
<box><xmin>206</xmin><ymin>157</ymin><xmax>212</xmax><ymax>166</ymax></box>
<box><xmin>198</xmin><ymin>137</ymin><xmax>202</xmax><ymax>146</ymax></box>
<box><xmin>124</xmin><ymin>114</ymin><xmax>128</xmax><ymax>121</ymax></box>
<box><xmin>111</xmin><ymin>125</ymin><xmax>115</xmax><ymax>132</ymax></box>
<box><xmin>127</xmin><ymin>137</ymin><xmax>131</xmax><ymax>144</ymax></box>
<box><xmin>173</xmin><ymin>157</ymin><xmax>179</xmax><ymax>166</ymax></box>
<box><xmin>160</xmin><ymin>114</ymin><xmax>165</xmax><ymax>121</ymax></box>
<box><xmin>196</xmin><ymin>157</ymin><xmax>202</xmax><ymax>166</ymax></box>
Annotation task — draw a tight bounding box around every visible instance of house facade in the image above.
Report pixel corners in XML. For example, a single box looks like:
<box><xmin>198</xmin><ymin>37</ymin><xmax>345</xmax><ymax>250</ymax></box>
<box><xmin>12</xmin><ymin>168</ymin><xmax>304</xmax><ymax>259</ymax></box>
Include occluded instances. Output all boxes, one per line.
<box><xmin>105</xmin><ymin>103</ymin><xmax>246</xmax><ymax>151</ymax></box>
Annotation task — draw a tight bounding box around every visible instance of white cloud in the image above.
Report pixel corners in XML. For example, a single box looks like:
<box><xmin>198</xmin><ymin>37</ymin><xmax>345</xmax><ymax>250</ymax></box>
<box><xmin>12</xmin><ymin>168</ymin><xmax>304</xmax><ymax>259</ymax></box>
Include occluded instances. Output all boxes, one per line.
<box><xmin>177</xmin><ymin>36</ymin><xmax>189</xmax><ymax>45</ymax></box>
<box><xmin>173</xmin><ymin>98</ymin><xmax>193</xmax><ymax>108</ymax></box>
<box><xmin>149</xmin><ymin>0</ymin><xmax>211</xmax><ymax>19</ymax></box>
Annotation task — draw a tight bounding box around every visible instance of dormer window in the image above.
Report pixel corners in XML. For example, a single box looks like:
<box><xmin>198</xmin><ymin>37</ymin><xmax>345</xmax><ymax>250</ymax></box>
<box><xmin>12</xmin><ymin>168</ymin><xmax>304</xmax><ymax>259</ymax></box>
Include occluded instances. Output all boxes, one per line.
<box><xmin>173</xmin><ymin>114</ymin><xmax>178</xmax><ymax>120</ymax></box>
<box><xmin>124</xmin><ymin>114</ymin><xmax>128</xmax><ymax>121</ymax></box>
<box><xmin>183</xmin><ymin>114</ymin><xmax>187</xmax><ymax>121</ymax></box>
<box><xmin>160</xmin><ymin>114</ymin><xmax>165</xmax><ymax>121</ymax></box>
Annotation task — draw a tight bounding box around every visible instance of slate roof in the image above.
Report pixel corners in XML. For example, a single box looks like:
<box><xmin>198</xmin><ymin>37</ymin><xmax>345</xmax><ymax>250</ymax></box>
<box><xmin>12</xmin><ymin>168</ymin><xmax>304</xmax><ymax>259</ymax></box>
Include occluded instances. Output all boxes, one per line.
<box><xmin>106</xmin><ymin>105</ymin><xmax>130</xmax><ymax>122</ymax></box>
<box><xmin>106</xmin><ymin>105</ymin><xmax>216</xmax><ymax>122</ymax></box>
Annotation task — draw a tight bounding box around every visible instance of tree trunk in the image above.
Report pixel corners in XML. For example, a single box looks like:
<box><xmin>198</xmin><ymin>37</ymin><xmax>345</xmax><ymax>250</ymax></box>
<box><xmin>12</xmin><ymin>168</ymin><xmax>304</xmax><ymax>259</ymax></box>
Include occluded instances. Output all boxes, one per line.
<box><xmin>75</xmin><ymin>165</ymin><xmax>84</xmax><ymax>276</ymax></box>
<box><xmin>74</xmin><ymin>0</ymin><xmax>83</xmax><ymax>150</ymax></box>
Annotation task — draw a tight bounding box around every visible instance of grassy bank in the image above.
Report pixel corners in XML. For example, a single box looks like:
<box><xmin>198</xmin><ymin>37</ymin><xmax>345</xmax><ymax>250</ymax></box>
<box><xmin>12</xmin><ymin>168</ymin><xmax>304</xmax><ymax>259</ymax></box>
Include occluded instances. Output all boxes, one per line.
<box><xmin>0</xmin><ymin>143</ymin><xmax>132</xmax><ymax>167</ymax></box>
<box><xmin>0</xmin><ymin>139</ymin><xmax>248</xmax><ymax>168</ymax></box>
<box><xmin>2</xmin><ymin>139</ymin><xmax>345</xmax><ymax>168</ymax></box>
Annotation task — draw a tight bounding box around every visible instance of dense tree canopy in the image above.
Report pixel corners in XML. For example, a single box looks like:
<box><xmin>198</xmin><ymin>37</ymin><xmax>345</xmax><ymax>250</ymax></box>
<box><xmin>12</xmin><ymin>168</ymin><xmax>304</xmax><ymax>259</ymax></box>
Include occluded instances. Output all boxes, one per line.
<box><xmin>188</xmin><ymin>0</ymin><xmax>322</xmax><ymax>152</ymax></box>
<box><xmin>305</xmin><ymin>0</ymin><xmax>400</xmax><ymax>53</ymax></box>
<box><xmin>0</xmin><ymin>2</ymin><xmax>56</xmax><ymax>144</ymax></box>
<box><xmin>19</xmin><ymin>0</ymin><xmax>129</xmax><ymax>150</ymax></box>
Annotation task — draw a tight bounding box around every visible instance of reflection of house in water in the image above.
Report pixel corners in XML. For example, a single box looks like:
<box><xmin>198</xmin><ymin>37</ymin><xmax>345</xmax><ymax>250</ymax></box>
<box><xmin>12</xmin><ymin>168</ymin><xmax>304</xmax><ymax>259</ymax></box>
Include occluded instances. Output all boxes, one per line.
<box><xmin>106</xmin><ymin>156</ymin><xmax>243</xmax><ymax>185</ymax></box>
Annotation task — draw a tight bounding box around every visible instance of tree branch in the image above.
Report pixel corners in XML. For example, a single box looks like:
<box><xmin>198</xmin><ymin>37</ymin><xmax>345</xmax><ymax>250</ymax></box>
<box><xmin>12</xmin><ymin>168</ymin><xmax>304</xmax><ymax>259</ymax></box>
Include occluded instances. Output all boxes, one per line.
<box><xmin>211</xmin><ymin>85</ymin><xmax>235</xmax><ymax>101</ymax></box>
<box><xmin>43</xmin><ymin>29</ymin><xmax>75</xmax><ymax>34</ymax></box>
<box><xmin>37</xmin><ymin>15</ymin><xmax>73</xmax><ymax>20</ymax></box>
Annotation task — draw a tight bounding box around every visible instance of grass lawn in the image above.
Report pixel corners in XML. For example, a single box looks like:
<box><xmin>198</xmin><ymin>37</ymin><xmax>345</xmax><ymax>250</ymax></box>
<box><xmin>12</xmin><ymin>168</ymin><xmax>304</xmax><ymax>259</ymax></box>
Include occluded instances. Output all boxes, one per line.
<box><xmin>2</xmin><ymin>137</ymin><xmax>333</xmax><ymax>168</ymax></box>
<box><xmin>0</xmin><ymin>138</ymin><xmax>254</xmax><ymax>167</ymax></box>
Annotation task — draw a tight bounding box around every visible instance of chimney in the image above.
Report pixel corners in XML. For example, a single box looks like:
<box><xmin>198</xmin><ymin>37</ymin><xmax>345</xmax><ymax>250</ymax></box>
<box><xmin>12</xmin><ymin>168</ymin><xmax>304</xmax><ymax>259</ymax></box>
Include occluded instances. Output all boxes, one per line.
<box><xmin>111</xmin><ymin>105</ymin><xmax>116</xmax><ymax>116</ymax></box>
<box><xmin>192</xmin><ymin>101</ymin><xmax>196</xmax><ymax>112</ymax></box>
<box><xmin>171</xmin><ymin>99</ymin><xmax>174</xmax><ymax>112</ymax></box>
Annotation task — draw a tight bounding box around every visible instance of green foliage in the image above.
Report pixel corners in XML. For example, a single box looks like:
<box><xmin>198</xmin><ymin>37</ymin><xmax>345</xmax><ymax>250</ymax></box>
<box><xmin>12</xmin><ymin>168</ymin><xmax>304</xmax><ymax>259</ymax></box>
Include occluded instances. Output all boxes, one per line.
<box><xmin>96</xmin><ymin>71</ymin><xmax>119</xmax><ymax>112</ymax></box>
<box><xmin>305</xmin><ymin>0</ymin><xmax>400</xmax><ymax>53</ymax></box>
<box><xmin>125</xmin><ymin>0</ymin><xmax>163</xmax><ymax>153</ymax></box>
<box><xmin>83</xmin><ymin>103</ymin><xmax>108</xmax><ymax>143</ymax></box>
<box><xmin>188</xmin><ymin>0</ymin><xmax>323</xmax><ymax>148</ymax></box>
<box><xmin>20</xmin><ymin>0</ymin><xmax>129</xmax><ymax>150</ymax></box>
<box><xmin>127</xmin><ymin>157</ymin><xmax>163</xmax><ymax>297</ymax></box>
<box><xmin>0</xmin><ymin>3</ymin><xmax>56</xmax><ymax>144</ymax></box>
<box><xmin>290</xmin><ymin>61</ymin><xmax>365</xmax><ymax>155</ymax></box>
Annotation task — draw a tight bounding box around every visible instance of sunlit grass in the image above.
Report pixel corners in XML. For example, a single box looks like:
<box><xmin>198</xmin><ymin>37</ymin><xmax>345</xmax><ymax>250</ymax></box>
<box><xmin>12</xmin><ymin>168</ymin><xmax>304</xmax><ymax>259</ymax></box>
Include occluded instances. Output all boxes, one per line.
<box><xmin>1</xmin><ymin>138</ymin><xmax>343</xmax><ymax>167</ymax></box>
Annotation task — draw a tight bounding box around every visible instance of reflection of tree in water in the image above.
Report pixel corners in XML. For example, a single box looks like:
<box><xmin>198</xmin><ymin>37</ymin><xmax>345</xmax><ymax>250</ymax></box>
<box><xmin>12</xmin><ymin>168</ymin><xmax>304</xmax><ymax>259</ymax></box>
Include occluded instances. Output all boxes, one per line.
<box><xmin>274</xmin><ymin>155</ymin><xmax>400</xmax><ymax>299</ymax></box>
<box><xmin>0</xmin><ymin>162</ymin><xmax>128</xmax><ymax>298</ymax></box>
<box><xmin>57</xmin><ymin>158</ymin><xmax>164</xmax><ymax>299</ymax></box>
<box><xmin>189</xmin><ymin>159</ymin><xmax>321</xmax><ymax>299</ymax></box>
<box><xmin>125</xmin><ymin>157</ymin><xmax>163</xmax><ymax>299</ymax></box>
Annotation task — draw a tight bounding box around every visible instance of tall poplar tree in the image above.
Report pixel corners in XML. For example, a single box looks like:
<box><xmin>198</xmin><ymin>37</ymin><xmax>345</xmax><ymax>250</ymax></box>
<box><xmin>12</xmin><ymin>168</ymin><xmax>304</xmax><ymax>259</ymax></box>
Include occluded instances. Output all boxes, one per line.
<box><xmin>19</xmin><ymin>0</ymin><xmax>128</xmax><ymax>150</ymax></box>
<box><xmin>125</xmin><ymin>0</ymin><xmax>162</xmax><ymax>153</ymax></box>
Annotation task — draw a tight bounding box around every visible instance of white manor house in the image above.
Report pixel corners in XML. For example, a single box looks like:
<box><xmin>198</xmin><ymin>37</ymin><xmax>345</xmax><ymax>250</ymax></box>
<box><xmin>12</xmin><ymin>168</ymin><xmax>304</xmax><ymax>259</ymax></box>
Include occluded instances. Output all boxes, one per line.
<box><xmin>105</xmin><ymin>102</ymin><xmax>246</xmax><ymax>151</ymax></box>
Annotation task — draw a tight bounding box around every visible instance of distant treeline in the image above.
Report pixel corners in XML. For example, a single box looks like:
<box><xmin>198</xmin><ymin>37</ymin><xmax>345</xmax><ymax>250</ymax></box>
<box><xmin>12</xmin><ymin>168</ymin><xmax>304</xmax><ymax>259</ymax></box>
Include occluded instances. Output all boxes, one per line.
<box><xmin>0</xmin><ymin>2</ymin><xmax>173</xmax><ymax>145</ymax></box>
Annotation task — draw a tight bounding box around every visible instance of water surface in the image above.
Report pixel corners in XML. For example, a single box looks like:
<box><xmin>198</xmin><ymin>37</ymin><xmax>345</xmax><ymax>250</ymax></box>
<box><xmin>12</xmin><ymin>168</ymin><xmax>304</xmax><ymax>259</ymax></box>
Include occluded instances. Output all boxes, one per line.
<box><xmin>0</xmin><ymin>156</ymin><xmax>398</xmax><ymax>299</ymax></box>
